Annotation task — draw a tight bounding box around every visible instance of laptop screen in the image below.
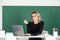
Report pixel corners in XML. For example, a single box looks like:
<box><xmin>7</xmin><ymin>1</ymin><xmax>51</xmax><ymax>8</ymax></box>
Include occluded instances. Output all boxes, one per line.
<box><xmin>12</xmin><ymin>25</ymin><xmax>25</xmax><ymax>36</ymax></box>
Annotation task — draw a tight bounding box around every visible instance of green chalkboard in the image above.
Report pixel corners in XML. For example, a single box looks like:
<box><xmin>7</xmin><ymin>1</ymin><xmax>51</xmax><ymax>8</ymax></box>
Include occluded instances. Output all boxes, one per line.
<box><xmin>3</xmin><ymin>6</ymin><xmax>60</xmax><ymax>35</ymax></box>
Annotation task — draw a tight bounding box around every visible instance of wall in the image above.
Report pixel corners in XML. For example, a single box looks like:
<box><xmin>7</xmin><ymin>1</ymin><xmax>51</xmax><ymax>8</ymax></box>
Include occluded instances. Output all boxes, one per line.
<box><xmin>3</xmin><ymin>6</ymin><xmax>60</xmax><ymax>35</ymax></box>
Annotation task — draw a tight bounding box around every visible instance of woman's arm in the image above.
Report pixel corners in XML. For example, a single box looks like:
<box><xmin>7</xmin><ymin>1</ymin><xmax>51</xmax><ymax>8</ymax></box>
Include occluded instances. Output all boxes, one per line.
<box><xmin>38</xmin><ymin>21</ymin><xmax>44</xmax><ymax>34</ymax></box>
<box><xmin>24</xmin><ymin>20</ymin><xmax>31</xmax><ymax>33</ymax></box>
<box><xmin>25</xmin><ymin>33</ymin><xmax>31</xmax><ymax>36</ymax></box>
<box><xmin>24</xmin><ymin>20</ymin><xmax>28</xmax><ymax>24</ymax></box>
<box><xmin>24</xmin><ymin>20</ymin><xmax>31</xmax><ymax>36</ymax></box>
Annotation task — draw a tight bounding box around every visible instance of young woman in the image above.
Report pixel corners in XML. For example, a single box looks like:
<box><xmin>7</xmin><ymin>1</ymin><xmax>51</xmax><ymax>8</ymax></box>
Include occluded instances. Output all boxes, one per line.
<box><xmin>24</xmin><ymin>11</ymin><xmax>44</xmax><ymax>36</ymax></box>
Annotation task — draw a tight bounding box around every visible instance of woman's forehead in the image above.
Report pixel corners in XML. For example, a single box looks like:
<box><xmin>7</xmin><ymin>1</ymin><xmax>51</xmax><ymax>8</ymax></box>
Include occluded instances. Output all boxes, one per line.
<box><xmin>32</xmin><ymin>13</ymin><xmax>39</xmax><ymax>16</ymax></box>
<box><xmin>32</xmin><ymin>14</ymin><xmax>36</xmax><ymax>16</ymax></box>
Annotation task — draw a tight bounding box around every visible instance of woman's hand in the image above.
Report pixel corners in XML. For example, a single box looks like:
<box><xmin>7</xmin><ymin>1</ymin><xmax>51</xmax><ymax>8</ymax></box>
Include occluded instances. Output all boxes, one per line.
<box><xmin>24</xmin><ymin>20</ymin><xmax>28</xmax><ymax>24</ymax></box>
<box><xmin>25</xmin><ymin>33</ymin><xmax>31</xmax><ymax>36</ymax></box>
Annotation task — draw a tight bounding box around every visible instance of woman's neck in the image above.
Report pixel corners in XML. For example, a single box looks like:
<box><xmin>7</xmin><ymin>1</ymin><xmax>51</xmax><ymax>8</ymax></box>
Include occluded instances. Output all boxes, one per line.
<box><xmin>34</xmin><ymin>21</ymin><xmax>39</xmax><ymax>24</ymax></box>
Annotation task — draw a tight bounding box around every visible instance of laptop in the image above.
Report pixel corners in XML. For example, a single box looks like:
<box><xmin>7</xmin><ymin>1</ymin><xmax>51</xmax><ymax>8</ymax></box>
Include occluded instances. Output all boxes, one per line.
<box><xmin>12</xmin><ymin>25</ymin><xmax>25</xmax><ymax>36</ymax></box>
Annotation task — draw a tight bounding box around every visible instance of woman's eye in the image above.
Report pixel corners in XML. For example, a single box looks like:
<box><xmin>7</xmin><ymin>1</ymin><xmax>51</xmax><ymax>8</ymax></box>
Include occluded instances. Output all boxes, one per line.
<box><xmin>32</xmin><ymin>16</ymin><xmax>36</xmax><ymax>17</ymax></box>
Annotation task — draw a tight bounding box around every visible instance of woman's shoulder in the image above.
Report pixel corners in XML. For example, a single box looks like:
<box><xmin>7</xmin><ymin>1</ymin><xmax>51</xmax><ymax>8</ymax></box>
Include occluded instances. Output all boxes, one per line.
<box><xmin>39</xmin><ymin>21</ymin><xmax>44</xmax><ymax>24</ymax></box>
<box><xmin>28</xmin><ymin>21</ymin><xmax>32</xmax><ymax>24</ymax></box>
<box><xmin>28</xmin><ymin>21</ymin><xmax>33</xmax><ymax>24</ymax></box>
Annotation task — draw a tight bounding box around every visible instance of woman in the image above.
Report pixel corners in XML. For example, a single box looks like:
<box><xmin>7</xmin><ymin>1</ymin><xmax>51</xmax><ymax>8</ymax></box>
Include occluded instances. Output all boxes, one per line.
<box><xmin>24</xmin><ymin>11</ymin><xmax>44</xmax><ymax>40</ymax></box>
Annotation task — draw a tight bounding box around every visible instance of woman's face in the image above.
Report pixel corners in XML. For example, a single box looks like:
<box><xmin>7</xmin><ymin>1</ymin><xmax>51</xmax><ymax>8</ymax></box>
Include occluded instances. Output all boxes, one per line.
<box><xmin>32</xmin><ymin>13</ymin><xmax>39</xmax><ymax>22</ymax></box>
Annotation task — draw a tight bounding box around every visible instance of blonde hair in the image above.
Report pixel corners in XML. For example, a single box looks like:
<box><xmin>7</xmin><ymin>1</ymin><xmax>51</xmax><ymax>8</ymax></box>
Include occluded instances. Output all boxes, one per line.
<box><xmin>31</xmin><ymin>11</ymin><xmax>41</xmax><ymax>22</ymax></box>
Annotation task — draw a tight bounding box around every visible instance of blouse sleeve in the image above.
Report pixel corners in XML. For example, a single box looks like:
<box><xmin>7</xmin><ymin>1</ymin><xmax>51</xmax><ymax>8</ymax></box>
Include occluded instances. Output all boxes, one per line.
<box><xmin>26</xmin><ymin>22</ymin><xmax>31</xmax><ymax>33</ymax></box>
<box><xmin>38</xmin><ymin>21</ymin><xmax>44</xmax><ymax>34</ymax></box>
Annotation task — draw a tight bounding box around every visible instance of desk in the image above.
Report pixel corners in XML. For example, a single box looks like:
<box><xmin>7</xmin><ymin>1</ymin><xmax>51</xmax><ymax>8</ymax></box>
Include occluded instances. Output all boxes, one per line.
<box><xmin>0</xmin><ymin>37</ymin><xmax>6</xmax><ymax>40</ymax></box>
<box><xmin>6</xmin><ymin>34</ymin><xmax>45</xmax><ymax>40</ymax></box>
<box><xmin>0</xmin><ymin>32</ymin><xmax>60</xmax><ymax>40</ymax></box>
<box><xmin>15</xmin><ymin>34</ymin><xmax>60</xmax><ymax>40</ymax></box>
<box><xmin>15</xmin><ymin>35</ymin><xmax>45</xmax><ymax>40</ymax></box>
<box><xmin>15</xmin><ymin>34</ymin><xmax>56</xmax><ymax>40</ymax></box>
<box><xmin>0</xmin><ymin>35</ymin><xmax>60</xmax><ymax>40</ymax></box>
<box><xmin>5</xmin><ymin>32</ymin><xmax>45</xmax><ymax>40</ymax></box>
<box><xmin>15</xmin><ymin>36</ymin><xmax>59</xmax><ymax>40</ymax></box>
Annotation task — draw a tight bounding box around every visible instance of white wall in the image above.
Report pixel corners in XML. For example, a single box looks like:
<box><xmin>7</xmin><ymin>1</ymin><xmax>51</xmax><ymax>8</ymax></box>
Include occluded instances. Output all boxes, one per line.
<box><xmin>0</xmin><ymin>0</ymin><xmax>2</xmax><ymax>30</ymax></box>
<box><xmin>2</xmin><ymin>0</ymin><xmax>60</xmax><ymax>6</ymax></box>
<box><xmin>0</xmin><ymin>0</ymin><xmax>60</xmax><ymax>30</ymax></box>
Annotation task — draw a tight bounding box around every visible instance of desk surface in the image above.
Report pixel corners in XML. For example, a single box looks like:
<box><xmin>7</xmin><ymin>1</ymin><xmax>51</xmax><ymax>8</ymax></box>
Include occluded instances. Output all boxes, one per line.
<box><xmin>0</xmin><ymin>32</ymin><xmax>60</xmax><ymax>40</ymax></box>
<box><xmin>15</xmin><ymin>36</ymin><xmax>45</xmax><ymax>38</ymax></box>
